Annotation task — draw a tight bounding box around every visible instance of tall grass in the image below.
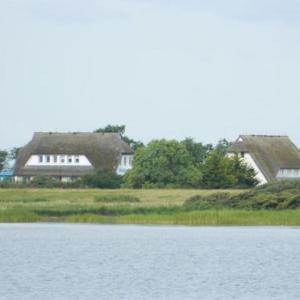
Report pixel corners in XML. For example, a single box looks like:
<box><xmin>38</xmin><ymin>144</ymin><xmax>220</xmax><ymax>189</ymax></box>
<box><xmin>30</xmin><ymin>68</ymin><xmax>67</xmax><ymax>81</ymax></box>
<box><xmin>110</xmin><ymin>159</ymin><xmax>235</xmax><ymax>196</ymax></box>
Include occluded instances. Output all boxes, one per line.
<box><xmin>66</xmin><ymin>210</ymin><xmax>300</xmax><ymax>226</ymax></box>
<box><xmin>94</xmin><ymin>195</ymin><xmax>140</xmax><ymax>203</ymax></box>
<box><xmin>0</xmin><ymin>188</ymin><xmax>299</xmax><ymax>225</ymax></box>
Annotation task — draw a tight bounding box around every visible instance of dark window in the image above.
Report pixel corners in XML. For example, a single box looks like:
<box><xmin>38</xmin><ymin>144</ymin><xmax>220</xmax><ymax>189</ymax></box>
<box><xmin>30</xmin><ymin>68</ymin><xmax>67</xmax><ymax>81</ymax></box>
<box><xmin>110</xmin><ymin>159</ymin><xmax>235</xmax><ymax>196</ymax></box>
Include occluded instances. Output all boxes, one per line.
<box><xmin>53</xmin><ymin>156</ymin><xmax>57</xmax><ymax>163</ymax></box>
<box><xmin>68</xmin><ymin>156</ymin><xmax>72</xmax><ymax>163</ymax></box>
<box><xmin>46</xmin><ymin>155</ymin><xmax>50</xmax><ymax>163</ymax></box>
<box><xmin>240</xmin><ymin>152</ymin><xmax>245</xmax><ymax>158</ymax></box>
<box><xmin>75</xmin><ymin>157</ymin><xmax>80</xmax><ymax>163</ymax></box>
<box><xmin>39</xmin><ymin>155</ymin><xmax>43</xmax><ymax>163</ymax></box>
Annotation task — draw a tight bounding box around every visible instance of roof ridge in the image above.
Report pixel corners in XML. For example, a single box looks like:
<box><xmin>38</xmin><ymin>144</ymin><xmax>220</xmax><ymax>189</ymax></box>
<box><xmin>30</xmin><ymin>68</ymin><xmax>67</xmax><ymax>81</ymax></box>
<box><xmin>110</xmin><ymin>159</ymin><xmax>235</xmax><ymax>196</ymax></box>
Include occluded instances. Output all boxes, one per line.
<box><xmin>34</xmin><ymin>132</ymin><xmax>120</xmax><ymax>135</ymax></box>
<box><xmin>241</xmin><ymin>134</ymin><xmax>289</xmax><ymax>138</ymax></box>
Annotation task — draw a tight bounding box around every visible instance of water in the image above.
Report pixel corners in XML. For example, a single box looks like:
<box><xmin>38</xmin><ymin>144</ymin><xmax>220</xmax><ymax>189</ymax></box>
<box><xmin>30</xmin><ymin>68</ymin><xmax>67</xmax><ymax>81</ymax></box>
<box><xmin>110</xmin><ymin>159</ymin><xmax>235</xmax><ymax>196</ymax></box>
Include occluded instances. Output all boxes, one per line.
<box><xmin>0</xmin><ymin>224</ymin><xmax>299</xmax><ymax>300</ymax></box>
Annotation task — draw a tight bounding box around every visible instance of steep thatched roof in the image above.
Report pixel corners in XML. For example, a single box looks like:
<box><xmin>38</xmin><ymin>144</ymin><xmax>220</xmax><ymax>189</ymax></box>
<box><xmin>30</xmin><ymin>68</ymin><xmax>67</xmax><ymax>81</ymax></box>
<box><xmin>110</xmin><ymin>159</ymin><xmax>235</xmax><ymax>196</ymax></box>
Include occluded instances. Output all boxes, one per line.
<box><xmin>228</xmin><ymin>135</ymin><xmax>300</xmax><ymax>181</ymax></box>
<box><xmin>14</xmin><ymin>132</ymin><xmax>133</xmax><ymax>176</ymax></box>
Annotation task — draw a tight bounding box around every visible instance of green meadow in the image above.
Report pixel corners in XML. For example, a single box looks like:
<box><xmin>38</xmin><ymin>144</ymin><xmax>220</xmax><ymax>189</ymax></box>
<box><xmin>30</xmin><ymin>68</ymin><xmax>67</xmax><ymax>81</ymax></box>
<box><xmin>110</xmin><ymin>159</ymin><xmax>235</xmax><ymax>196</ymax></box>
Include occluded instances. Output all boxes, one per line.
<box><xmin>0</xmin><ymin>188</ymin><xmax>299</xmax><ymax>225</ymax></box>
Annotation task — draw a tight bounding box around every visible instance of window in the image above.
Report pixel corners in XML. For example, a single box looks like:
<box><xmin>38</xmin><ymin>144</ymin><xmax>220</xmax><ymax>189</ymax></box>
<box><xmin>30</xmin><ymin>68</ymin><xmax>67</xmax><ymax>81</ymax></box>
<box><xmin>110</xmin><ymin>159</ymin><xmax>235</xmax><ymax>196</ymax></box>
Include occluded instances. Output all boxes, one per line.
<box><xmin>53</xmin><ymin>155</ymin><xmax>58</xmax><ymax>163</ymax></box>
<box><xmin>39</xmin><ymin>155</ymin><xmax>43</xmax><ymax>163</ymax></box>
<box><xmin>68</xmin><ymin>156</ymin><xmax>72</xmax><ymax>163</ymax></box>
<box><xmin>123</xmin><ymin>156</ymin><xmax>127</xmax><ymax>166</ymax></box>
<box><xmin>60</xmin><ymin>156</ymin><xmax>65</xmax><ymax>163</ymax></box>
<box><xmin>46</xmin><ymin>155</ymin><xmax>50</xmax><ymax>163</ymax></box>
<box><xmin>75</xmin><ymin>156</ymin><xmax>80</xmax><ymax>163</ymax></box>
<box><xmin>240</xmin><ymin>152</ymin><xmax>245</xmax><ymax>158</ymax></box>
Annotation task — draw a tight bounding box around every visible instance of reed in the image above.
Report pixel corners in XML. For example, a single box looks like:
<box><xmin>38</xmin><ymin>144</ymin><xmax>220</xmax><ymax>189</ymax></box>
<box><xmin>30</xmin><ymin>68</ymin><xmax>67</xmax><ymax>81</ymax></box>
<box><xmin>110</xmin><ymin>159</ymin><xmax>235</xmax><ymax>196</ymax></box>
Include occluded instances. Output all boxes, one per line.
<box><xmin>0</xmin><ymin>188</ymin><xmax>299</xmax><ymax>225</ymax></box>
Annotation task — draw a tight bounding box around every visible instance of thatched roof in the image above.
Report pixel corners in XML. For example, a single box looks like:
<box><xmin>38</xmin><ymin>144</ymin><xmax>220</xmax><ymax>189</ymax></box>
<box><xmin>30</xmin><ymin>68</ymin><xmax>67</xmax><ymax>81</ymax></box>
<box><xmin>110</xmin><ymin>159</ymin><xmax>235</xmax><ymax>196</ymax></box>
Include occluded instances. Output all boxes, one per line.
<box><xmin>14</xmin><ymin>132</ymin><xmax>133</xmax><ymax>177</ymax></box>
<box><xmin>228</xmin><ymin>135</ymin><xmax>300</xmax><ymax>181</ymax></box>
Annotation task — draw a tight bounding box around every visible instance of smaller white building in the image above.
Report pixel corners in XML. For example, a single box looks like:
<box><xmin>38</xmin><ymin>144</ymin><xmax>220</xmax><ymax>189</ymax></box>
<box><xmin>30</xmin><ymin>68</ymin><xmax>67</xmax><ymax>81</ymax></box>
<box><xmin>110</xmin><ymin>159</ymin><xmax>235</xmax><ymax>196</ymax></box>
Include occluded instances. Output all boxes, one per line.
<box><xmin>227</xmin><ymin>135</ymin><xmax>300</xmax><ymax>185</ymax></box>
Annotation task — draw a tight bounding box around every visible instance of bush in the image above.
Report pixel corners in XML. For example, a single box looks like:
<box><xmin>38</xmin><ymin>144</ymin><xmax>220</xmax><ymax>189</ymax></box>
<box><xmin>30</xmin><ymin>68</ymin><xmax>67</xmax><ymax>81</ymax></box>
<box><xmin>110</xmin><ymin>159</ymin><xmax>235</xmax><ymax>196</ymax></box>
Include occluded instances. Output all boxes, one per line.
<box><xmin>256</xmin><ymin>180</ymin><xmax>300</xmax><ymax>193</ymax></box>
<box><xmin>184</xmin><ymin>193</ymin><xmax>232</xmax><ymax>209</ymax></box>
<box><xmin>183</xmin><ymin>183</ymin><xmax>300</xmax><ymax>210</ymax></box>
<box><xmin>81</xmin><ymin>170</ymin><xmax>122</xmax><ymax>189</ymax></box>
<box><xmin>30</xmin><ymin>176</ymin><xmax>61</xmax><ymax>188</ymax></box>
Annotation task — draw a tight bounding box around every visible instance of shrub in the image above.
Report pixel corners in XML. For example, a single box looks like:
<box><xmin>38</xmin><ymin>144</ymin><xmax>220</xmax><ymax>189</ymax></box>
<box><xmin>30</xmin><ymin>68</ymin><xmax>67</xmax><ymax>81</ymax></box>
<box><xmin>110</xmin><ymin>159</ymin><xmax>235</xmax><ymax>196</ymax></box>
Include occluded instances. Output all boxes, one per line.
<box><xmin>81</xmin><ymin>170</ymin><xmax>122</xmax><ymax>189</ymax></box>
<box><xmin>29</xmin><ymin>176</ymin><xmax>61</xmax><ymax>188</ymax></box>
<box><xmin>184</xmin><ymin>185</ymin><xmax>300</xmax><ymax>210</ymax></box>
<box><xmin>256</xmin><ymin>180</ymin><xmax>300</xmax><ymax>193</ymax></box>
<box><xmin>184</xmin><ymin>193</ymin><xmax>232</xmax><ymax>209</ymax></box>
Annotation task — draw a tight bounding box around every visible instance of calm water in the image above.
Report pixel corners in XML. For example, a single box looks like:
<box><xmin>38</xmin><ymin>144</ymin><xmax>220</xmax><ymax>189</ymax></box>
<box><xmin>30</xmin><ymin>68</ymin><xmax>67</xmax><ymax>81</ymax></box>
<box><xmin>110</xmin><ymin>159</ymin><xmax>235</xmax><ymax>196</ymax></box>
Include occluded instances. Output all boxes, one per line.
<box><xmin>0</xmin><ymin>224</ymin><xmax>299</xmax><ymax>300</ymax></box>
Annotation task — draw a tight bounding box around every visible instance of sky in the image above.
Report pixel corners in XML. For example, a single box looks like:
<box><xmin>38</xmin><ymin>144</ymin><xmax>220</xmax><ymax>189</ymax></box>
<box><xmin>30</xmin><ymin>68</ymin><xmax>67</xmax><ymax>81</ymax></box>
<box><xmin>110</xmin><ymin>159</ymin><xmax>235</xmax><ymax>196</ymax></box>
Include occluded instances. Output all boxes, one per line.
<box><xmin>1</xmin><ymin>0</ymin><xmax>300</xmax><ymax>149</ymax></box>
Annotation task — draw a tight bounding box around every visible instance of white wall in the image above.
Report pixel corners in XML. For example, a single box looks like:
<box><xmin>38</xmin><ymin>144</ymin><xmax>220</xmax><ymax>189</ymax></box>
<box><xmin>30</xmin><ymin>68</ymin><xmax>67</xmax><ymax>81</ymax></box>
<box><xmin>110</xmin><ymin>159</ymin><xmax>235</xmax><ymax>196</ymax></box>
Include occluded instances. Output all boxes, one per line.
<box><xmin>117</xmin><ymin>154</ymin><xmax>134</xmax><ymax>175</ymax></box>
<box><xmin>25</xmin><ymin>155</ymin><xmax>92</xmax><ymax>166</ymax></box>
<box><xmin>227</xmin><ymin>152</ymin><xmax>268</xmax><ymax>185</ymax></box>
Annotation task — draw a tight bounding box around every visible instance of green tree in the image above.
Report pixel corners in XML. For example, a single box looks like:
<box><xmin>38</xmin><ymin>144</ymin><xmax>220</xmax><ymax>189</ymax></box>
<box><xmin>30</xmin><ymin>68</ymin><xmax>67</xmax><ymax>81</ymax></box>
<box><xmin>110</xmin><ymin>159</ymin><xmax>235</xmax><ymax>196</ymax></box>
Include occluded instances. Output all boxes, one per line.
<box><xmin>0</xmin><ymin>150</ymin><xmax>8</xmax><ymax>171</ymax></box>
<box><xmin>94</xmin><ymin>125</ymin><xmax>126</xmax><ymax>136</ymax></box>
<box><xmin>202</xmin><ymin>151</ymin><xmax>257</xmax><ymax>188</ymax></box>
<box><xmin>228</xmin><ymin>155</ymin><xmax>258</xmax><ymax>187</ymax></box>
<box><xmin>94</xmin><ymin>125</ymin><xmax>144</xmax><ymax>151</ymax></box>
<box><xmin>201</xmin><ymin>151</ymin><xmax>237</xmax><ymax>188</ymax></box>
<box><xmin>124</xmin><ymin>139</ymin><xmax>202</xmax><ymax>188</ymax></box>
<box><xmin>181</xmin><ymin>138</ymin><xmax>213</xmax><ymax>166</ymax></box>
<box><xmin>215</xmin><ymin>139</ymin><xmax>232</xmax><ymax>156</ymax></box>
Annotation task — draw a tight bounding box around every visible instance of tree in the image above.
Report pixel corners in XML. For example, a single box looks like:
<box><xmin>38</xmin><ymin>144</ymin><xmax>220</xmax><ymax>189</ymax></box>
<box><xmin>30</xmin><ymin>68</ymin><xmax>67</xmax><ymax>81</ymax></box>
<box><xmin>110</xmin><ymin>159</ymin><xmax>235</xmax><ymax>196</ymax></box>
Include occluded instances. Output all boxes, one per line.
<box><xmin>181</xmin><ymin>138</ymin><xmax>213</xmax><ymax>166</ymax></box>
<box><xmin>0</xmin><ymin>150</ymin><xmax>8</xmax><ymax>171</ymax></box>
<box><xmin>124</xmin><ymin>139</ymin><xmax>202</xmax><ymax>188</ymax></box>
<box><xmin>8</xmin><ymin>147</ymin><xmax>21</xmax><ymax>160</ymax></box>
<box><xmin>201</xmin><ymin>151</ymin><xmax>258</xmax><ymax>188</ymax></box>
<box><xmin>228</xmin><ymin>155</ymin><xmax>258</xmax><ymax>187</ymax></box>
<box><xmin>94</xmin><ymin>125</ymin><xmax>126</xmax><ymax>136</ymax></box>
<box><xmin>201</xmin><ymin>150</ymin><xmax>236</xmax><ymax>188</ymax></box>
<box><xmin>215</xmin><ymin>139</ymin><xmax>232</xmax><ymax>156</ymax></box>
<box><xmin>94</xmin><ymin>125</ymin><xmax>144</xmax><ymax>151</ymax></box>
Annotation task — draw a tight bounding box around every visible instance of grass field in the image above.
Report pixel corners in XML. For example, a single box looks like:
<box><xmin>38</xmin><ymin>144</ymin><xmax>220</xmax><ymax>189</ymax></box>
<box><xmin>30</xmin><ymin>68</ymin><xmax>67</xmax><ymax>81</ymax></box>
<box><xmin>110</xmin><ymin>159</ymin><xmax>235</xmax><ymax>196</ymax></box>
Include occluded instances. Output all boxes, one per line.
<box><xmin>0</xmin><ymin>188</ymin><xmax>299</xmax><ymax>225</ymax></box>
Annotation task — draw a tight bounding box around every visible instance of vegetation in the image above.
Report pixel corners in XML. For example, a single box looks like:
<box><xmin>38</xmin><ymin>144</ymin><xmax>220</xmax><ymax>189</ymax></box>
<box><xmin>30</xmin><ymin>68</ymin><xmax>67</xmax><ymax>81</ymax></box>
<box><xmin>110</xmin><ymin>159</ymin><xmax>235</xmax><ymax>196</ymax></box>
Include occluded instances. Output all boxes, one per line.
<box><xmin>0</xmin><ymin>150</ymin><xmax>8</xmax><ymax>171</ymax></box>
<box><xmin>94</xmin><ymin>194</ymin><xmax>140</xmax><ymax>203</ymax></box>
<box><xmin>0</xmin><ymin>171</ymin><xmax>122</xmax><ymax>189</ymax></box>
<box><xmin>94</xmin><ymin>124</ymin><xmax>144</xmax><ymax>151</ymax></box>
<box><xmin>0</xmin><ymin>182</ymin><xmax>299</xmax><ymax>225</ymax></box>
<box><xmin>124</xmin><ymin>139</ymin><xmax>257</xmax><ymax>189</ymax></box>
<box><xmin>181</xmin><ymin>137</ymin><xmax>213</xmax><ymax>166</ymax></box>
<box><xmin>201</xmin><ymin>152</ymin><xmax>258</xmax><ymax>188</ymax></box>
<box><xmin>184</xmin><ymin>180</ymin><xmax>300</xmax><ymax>210</ymax></box>
<box><xmin>124</xmin><ymin>139</ymin><xmax>202</xmax><ymax>188</ymax></box>
<box><xmin>81</xmin><ymin>170</ymin><xmax>122</xmax><ymax>188</ymax></box>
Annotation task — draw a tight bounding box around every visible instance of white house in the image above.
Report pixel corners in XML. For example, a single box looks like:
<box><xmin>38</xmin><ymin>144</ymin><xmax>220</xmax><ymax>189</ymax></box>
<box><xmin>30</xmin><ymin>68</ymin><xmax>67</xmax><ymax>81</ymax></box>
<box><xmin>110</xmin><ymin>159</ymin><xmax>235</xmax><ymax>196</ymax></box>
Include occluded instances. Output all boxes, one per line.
<box><xmin>14</xmin><ymin>132</ymin><xmax>134</xmax><ymax>182</ymax></box>
<box><xmin>227</xmin><ymin>135</ymin><xmax>300</xmax><ymax>185</ymax></box>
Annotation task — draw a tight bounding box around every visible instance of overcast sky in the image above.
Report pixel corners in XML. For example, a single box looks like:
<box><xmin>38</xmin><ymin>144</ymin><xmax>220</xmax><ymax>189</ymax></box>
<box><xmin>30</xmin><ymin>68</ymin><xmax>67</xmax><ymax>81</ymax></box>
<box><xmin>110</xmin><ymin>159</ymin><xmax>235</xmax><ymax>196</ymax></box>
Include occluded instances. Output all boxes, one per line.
<box><xmin>1</xmin><ymin>0</ymin><xmax>300</xmax><ymax>149</ymax></box>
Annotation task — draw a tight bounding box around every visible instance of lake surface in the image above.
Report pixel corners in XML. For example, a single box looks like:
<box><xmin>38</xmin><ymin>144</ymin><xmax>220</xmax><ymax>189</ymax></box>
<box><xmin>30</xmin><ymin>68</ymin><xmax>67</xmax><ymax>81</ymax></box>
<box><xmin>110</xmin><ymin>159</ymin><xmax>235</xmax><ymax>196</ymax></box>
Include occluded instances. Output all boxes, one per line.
<box><xmin>0</xmin><ymin>224</ymin><xmax>299</xmax><ymax>300</ymax></box>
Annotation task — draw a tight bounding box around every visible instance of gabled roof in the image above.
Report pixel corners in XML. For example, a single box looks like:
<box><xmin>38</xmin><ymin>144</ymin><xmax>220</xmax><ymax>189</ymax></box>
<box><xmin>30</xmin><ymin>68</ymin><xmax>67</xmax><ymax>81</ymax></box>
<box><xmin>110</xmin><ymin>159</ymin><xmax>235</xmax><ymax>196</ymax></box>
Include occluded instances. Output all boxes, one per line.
<box><xmin>228</xmin><ymin>135</ymin><xmax>300</xmax><ymax>181</ymax></box>
<box><xmin>14</xmin><ymin>132</ymin><xmax>133</xmax><ymax>176</ymax></box>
